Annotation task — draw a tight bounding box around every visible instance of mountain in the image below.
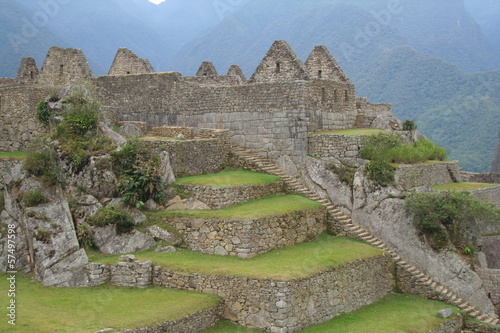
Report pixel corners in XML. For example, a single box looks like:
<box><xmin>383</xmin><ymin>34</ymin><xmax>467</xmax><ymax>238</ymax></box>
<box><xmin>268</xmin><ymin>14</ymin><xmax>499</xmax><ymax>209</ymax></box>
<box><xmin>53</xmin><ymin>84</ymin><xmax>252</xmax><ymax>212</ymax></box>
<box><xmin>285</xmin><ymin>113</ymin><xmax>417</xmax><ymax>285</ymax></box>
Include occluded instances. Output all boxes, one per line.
<box><xmin>356</xmin><ymin>46</ymin><xmax>500</xmax><ymax>172</ymax></box>
<box><xmin>0</xmin><ymin>0</ymin><xmax>70</xmax><ymax>77</ymax></box>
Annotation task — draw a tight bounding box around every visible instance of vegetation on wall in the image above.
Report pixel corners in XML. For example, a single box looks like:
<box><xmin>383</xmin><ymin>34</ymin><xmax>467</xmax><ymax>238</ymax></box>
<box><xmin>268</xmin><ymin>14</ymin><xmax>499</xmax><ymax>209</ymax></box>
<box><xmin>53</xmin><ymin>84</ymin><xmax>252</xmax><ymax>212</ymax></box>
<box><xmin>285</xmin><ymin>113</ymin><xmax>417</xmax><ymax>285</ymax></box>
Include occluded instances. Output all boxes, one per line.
<box><xmin>22</xmin><ymin>189</ymin><xmax>48</xmax><ymax>207</ymax></box>
<box><xmin>360</xmin><ymin>133</ymin><xmax>447</xmax><ymax>185</ymax></box>
<box><xmin>112</xmin><ymin>140</ymin><xmax>166</xmax><ymax>209</ymax></box>
<box><xmin>404</xmin><ymin>191</ymin><xmax>500</xmax><ymax>251</ymax></box>
<box><xmin>23</xmin><ymin>138</ymin><xmax>63</xmax><ymax>185</ymax></box>
<box><xmin>87</xmin><ymin>206</ymin><xmax>135</xmax><ymax>233</ymax></box>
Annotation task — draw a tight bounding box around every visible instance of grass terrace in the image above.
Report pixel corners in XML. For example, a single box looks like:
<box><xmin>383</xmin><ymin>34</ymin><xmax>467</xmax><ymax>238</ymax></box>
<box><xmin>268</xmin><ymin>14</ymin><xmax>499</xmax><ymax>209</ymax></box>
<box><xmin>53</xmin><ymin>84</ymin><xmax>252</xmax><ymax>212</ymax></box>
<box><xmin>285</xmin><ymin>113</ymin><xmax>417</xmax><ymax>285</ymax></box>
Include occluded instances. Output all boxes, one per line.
<box><xmin>0</xmin><ymin>275</ymin><xmax>221</xmax><ymax>333</ymax></box>
<box><xmin>150</xmin><ymin>194</ymin><xmax>322</xmax><ymax>220</ymax></box>
<box><xmin>175</xmin><ymin>168</ymin><xmax>281</xmax><ymax>187</ymax></box>
<box><xmin>88</xmin><ymin>234</ymin><xmax>383</xmax><ymax>281</ymax></box>
<box><xmin>311</xmin><ymin>128</ymin><xmax>389</xmax><ymax>136</ymax></box>
<box><xmin>432</xmin><ymin>182</ymin><xmax>498</xmax><ymax>191</ymax></box>
<box><xmin>140</xmin><ymin>136</ymin><xmax>181</xmax><ymax>141</ymax></box>
<box><xmin>0</xmin><ymin>151</ymin><xmax>26</xmax><ymax>160</ymax></box>
<box><xmin>201</xmin><ymin>294</ymin><xmax>461</xmax><ymax>333</ymax></box>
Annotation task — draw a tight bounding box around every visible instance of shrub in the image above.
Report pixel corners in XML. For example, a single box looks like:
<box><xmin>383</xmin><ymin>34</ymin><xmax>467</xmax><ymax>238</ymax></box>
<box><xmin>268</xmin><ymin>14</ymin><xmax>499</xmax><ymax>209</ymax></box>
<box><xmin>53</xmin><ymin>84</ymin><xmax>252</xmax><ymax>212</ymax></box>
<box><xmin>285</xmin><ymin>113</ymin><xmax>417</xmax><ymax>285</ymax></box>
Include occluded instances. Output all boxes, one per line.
<box><xmin>23</xmin><ymin>138</ymin><xmax>62</xmax><ymax>184</ymax></box>
<box><xmin>112</xmin><ymin>140</ymin><xmax>166</xmax><ymax>208</ymax></box>
<box><xmin>402</xmin><ymin>119</ymin><xmax>417</xmax><ymax>131</ymax></box>
<box><xmin>76</xmin><ymin>224</ymin><xmax>94</xmax><ymax>249</ymax></box>
<box><xmin>36</xmin><ymin>99</ymin><xmax>51</xmax><ymax>125</ymax></box>
<box><xmin>22</xmin><ymin>189</ymin><xmax>48</xmax><ymax>207</ymax></box>
<box><xmin>360</xmin><ymin>133</ymin><xmax>403</xmax><ymax>161</ymax></box>
<box><xmin>87</xmin><ymin>207</ymin><xmax>135</xmax><ymax>233</ymax></box>
<box><xmin>405</xmin><ymin>191</ymin><xmax>500</xmax><ymax>251</ymax></box>
<box><xmin>328</xmin><ymin>163</ymin><xmax>355</xmax><ymax>186</ymax></box>
<box><xmin>365</xmin><ymin>160</ymin><xmax>396</xmax><ymax>186</ymax></box>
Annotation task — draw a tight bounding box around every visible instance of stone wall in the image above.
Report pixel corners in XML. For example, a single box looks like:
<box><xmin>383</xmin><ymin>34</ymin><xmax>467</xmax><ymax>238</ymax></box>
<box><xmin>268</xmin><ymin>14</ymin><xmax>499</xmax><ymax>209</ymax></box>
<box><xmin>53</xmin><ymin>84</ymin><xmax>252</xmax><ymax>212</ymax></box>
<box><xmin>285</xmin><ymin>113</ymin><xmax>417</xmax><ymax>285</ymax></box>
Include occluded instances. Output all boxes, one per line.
<box><xmin>394</xmin><ymin>162</ymin><xmax>461</xmax><ymax>188</ymax></box>
<box><xmin>429</xmin><ymin>315</ymin><xmax>464</xmax><ymax>333</ymax></box>
<box><xmin>169</xmin><ymin>206</ymin><xmax>326</xmax><ymax>258</ymax></box>
<box><xmin>144</xmin><ymin>136</ymin><xmax>229</xmax><ymax>178</ymax></box>
<box><xmin>308</xmin><ymin>134</ymin><xmax>362</xmax><ymax>160</ymax></box>
<box><xmin>149</xmin><ymin>126</ymin><xmax>194</xmax><ymax>139</ymax></box>
<box><xmin>154</xmin><ymin>254</ymin><xmax>393</xmax><ymax>332</ymax></box>
<box><xmin>461</xmin><ymin>171</ymin><xmax>500</xmax><ymax>184</ymax></box>
<box><xmin>478</xmin><ymin>268</ymin><xmax>500</xmax><ymax>308</ymax></box>
<box><xmin>38</xmin><ymin>46</ymin><xmax>94</xmax><ymax>86</ymax></box>
<box><xmin>120</xmin><ymin>303</ymin><xmax>225</xmax><ymax>333</ymax></box>
<box><xmin>178</xmin><ymin>181</ymin><xmax>285</xmax><ymax>209</ymax></box>
<box><xmin>0</xmin><ymin>84</ymin><xmax>50</xmax><ymax>151</ymax></box>
<box><xmin>108</xmin><ymin>48</ymin><xmax>155</xmax><ymax>75</ymax></box>
<box><xmin>355</xmin><ymin>98</ymin><xmax>393</xmax><ymax>129</ymax></box>
<box><xmin>471</xmin><ymin>185</ymin><xmax>500</xmax><ymax>207</ymax></box>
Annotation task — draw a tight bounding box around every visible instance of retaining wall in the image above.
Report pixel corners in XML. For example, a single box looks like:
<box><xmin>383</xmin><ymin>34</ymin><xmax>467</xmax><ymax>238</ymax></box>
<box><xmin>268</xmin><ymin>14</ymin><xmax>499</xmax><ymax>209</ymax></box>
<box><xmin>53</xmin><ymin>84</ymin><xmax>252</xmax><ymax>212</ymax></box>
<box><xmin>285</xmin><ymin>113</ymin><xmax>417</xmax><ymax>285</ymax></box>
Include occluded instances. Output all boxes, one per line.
<box><xmin>471</xmin><ymin>185</ymin><xmax>500</xmax><ymax>207</ymax></box>
<box><xmin>395</xmin><ymin>162</ymin><xmax>461</xmax><ymax>188</ymax></box>
<box><xmin>461</xmin><ymin>172</ymin><xmax>500</xmax><ymax>184</ymax></box>
<box><xmin>308</xmin><ymin>134</ymin><xmax>362</xmax><ymax>160</ymax></box>
<box><xmin>169</xmin><ymin>206</ymin><xmax>327</xmax><ymax>258</ymax></box>
<box><xmin>178</xmin><ymin>181</ymin><xmax>285</xmax><ymax>209</ymax></box>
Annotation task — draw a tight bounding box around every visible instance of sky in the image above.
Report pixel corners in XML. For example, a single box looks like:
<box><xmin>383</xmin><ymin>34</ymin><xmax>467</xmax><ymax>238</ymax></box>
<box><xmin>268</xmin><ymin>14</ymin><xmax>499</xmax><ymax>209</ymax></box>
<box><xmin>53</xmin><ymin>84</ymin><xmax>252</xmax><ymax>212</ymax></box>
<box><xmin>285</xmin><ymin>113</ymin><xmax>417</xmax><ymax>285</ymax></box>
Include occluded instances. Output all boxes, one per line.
<box><xmin>148</xmin><ymin>0</ymin><xmax>165</xmax><ymax>4</ymax></box>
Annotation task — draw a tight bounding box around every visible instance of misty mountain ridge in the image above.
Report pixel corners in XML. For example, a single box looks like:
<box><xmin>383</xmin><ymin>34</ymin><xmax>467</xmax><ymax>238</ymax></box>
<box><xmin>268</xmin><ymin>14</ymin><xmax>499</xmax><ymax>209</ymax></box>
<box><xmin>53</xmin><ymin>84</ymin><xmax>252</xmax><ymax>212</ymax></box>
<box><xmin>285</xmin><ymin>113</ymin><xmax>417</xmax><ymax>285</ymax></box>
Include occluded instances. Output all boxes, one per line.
<box><xmin>1</xmin><ymin>0</ymin><xmax>499</xmax><ymax>172</ymax></box>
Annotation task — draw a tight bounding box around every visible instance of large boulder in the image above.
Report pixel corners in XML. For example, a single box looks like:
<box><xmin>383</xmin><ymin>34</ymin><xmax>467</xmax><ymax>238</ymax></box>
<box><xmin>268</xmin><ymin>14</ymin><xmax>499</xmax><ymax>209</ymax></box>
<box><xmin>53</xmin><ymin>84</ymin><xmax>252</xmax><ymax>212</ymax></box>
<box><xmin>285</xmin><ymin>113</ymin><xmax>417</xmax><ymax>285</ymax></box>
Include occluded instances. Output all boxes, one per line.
<box><xmin>92</xmin><ymin>225</ymin><xmax>156</xmax><ymax>255</ymax></box>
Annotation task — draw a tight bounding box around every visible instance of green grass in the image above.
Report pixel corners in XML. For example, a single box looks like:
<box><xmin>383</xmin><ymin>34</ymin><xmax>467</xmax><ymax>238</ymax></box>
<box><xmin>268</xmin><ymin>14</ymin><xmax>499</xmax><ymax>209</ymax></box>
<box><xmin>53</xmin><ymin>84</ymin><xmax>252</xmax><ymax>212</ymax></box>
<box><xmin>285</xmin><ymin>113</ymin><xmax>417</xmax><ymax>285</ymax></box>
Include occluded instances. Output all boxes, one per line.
<box><xmin>432</xmin><ymin>182</ymin><xmax>497</xmax><ymax>191</ymax></box>
<box><xmin>88</xmin><ymin>234</ymin><xmax>383</xmax><ymax>281</ymax></box>
<box><xmin>0</xmin><ymin>151</ymin><xmax>26</xmax><ymax>160</ymax></box>
<box><xmin>175</xmin><ymin>169</ymin><xmax>281</xmax><ymax>187</ymax></box>
<box><xmin>300</xmin><ymin>293</ymin><xmax>459</xmax><ymax>333</ymax></box>
<box><xmin>150</xmin><ymin>194</ymin><xmax>322</xmax><ymax>220</ymax></box>
<box><xmin>0</xmin><ymin>275</ymin><xmax>221</xmax><ymax>333</ymax></box>
<box><xmin>201</xmin><ymin>320</ymin><xmax>264</xmax><ymax>332</ymax></box>
<box><xmin>312</xmin><ymin>128</ymin><xmax>389</xmax><ymax>136</ymax></box>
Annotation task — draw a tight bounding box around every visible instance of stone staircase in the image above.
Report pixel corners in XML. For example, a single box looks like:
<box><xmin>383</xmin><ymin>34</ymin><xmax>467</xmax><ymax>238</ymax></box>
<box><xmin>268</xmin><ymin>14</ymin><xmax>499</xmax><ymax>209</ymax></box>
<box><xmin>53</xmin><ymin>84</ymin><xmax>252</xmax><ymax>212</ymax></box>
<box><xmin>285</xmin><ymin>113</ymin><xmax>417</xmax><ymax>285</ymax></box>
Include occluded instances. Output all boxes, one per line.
<box><xmin>231</xmin><ymin>145</ymin><xmax>500</xmax><ymax>327</ymax></box>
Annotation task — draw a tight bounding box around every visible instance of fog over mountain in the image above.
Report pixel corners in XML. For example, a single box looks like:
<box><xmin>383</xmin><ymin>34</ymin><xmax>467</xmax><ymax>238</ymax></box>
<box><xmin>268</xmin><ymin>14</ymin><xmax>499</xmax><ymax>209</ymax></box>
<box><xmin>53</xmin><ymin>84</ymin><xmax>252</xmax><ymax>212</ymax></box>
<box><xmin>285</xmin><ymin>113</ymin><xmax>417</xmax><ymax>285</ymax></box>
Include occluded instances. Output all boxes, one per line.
<box><xmin>1</xmin><ymin>0</ymin><xmax>499</xmax><ymax>172</ymax></box>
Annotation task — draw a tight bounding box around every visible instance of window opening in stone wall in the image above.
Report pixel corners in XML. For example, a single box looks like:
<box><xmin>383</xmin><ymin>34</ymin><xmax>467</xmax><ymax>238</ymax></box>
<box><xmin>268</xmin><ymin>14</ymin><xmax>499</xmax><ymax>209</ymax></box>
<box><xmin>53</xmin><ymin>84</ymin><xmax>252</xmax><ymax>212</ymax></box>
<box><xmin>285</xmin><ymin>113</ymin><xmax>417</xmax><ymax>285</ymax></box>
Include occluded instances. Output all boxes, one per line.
<box><xmin>59</xmin><ymin>64</ymin><xmax>64</xmax><ymax>76</ymax></box>
<box><xmin>126</xmin><ymin>71</ymin><xmax>131</xmax><ymax>75</ymax></box>
<box><xmin>334</xmin><ymin>90</ymin><xmax>338</xmax><ymax>103</ymax></box>
<box><xmin>276</xmin><ymin>62</ymin><xmax>281</xmax><ymax>73</ymax></box>
<box><xmin>345</xmin><ymin>90</ymin><xmax>349</xmax><ymax>102</ymax></box>
<box><xmin>321</xmin><ymin>88</ymin><xmax>326</xmax><ymax>103</ymax></box>
<box><xmin>30</xmin><ymin>71</ymin><xmax>34</xmax><ymax>80</ymax></box>
<box><xmin>318</xmin><ymin>70</ymin><xmax>322</xmax><ymax>79</ymax></box>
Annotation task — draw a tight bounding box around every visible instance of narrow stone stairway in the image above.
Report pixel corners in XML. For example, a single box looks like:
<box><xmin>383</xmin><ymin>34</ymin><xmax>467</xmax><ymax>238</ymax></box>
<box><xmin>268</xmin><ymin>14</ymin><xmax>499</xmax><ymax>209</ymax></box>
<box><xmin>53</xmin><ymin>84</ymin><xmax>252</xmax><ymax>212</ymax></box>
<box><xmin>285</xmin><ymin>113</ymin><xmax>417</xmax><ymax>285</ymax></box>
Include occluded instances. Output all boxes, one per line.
<box><xmin>231</xmin><ymin>145</ymin><xmax>500</xmax><ymax>327</ymax></box>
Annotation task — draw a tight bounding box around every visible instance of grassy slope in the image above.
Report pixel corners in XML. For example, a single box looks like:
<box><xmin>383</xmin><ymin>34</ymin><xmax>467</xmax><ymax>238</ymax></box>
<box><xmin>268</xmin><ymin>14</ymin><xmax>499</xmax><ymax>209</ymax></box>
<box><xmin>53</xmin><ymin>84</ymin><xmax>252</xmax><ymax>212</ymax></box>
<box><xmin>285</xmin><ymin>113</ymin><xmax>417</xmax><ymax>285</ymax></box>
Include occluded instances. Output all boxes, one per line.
<box><xmin>175</xmin><ymin>169</ymin><xmax>281</xmax><ymax>187</ymax></box>
<box><xmin>88</xmin><ymin>234</ymin><xmax>383</xmax><ymax>281</ymax></box>
<box><xmin>0</xmin><ymin>275</ymin><xmax>221</xmax><ymax>333</ymax></box>
<box><xmin>150</xmin><ymin>194</ymin><xmax>322</xmax><ymax>220</ymax></box>
<box><xmin>0</xmin><ymin>151</ymin><xmax>26</xmax><ymax>160</ymax></box>
<box><xmin>300</xmin><ymin>293</ymin><xmax>459</xmax><ymax>333</ymax></box>
<box><xmin>432</xmin><ymin>182</ymin><xmax>497</xmax><ymax>191</ymax></box>
<box><xmin>201</xmin><ymin>294</ymin><xmax>460</xmax><ymax>333</ymax></box>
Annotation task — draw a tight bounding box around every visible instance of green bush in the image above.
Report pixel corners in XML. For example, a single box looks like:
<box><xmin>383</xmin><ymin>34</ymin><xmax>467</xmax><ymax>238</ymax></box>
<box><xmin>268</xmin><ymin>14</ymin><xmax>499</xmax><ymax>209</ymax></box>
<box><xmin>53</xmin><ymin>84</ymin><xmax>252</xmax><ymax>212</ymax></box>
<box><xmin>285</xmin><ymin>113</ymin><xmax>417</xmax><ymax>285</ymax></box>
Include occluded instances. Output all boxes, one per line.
<box><xmin>22</xmin><ymin>189</ymin><xmax>48</xmax><ymax>207</ymax></box>
<box><xmin>112</xmin><ymin>140</ymin><xmax>166</xmax><ymax>209</ymax></box>
<box><xmin>402</xmin><ymin>119</ymin><xmax>417</xmax><ymax>131</ymax></box>
<box><xmin>76</xmin><ymin>224</ymin><xmax>94</xmax><ymax>249</ymax></box>
<box><xmin>360</xmin><ymin>133</ymin><xmax>403</xmax><ymax>161</ymax></box>
<box><xmin>365</xmin><ymin>160</ymin><xmax>396</xmax><ymax>186</ymax></box>
<box><xmin>87</xmin><ymin>207</ymin><xmax>135</xmax><ymax>232</ymax></box>
<box><xmin>405</xmin><ymin>191</ymin><xmax>500</xmax><ymax>251</ymax></box>
<box><xmin>328</xmin><ymin>163</ymin><xmax>355</xmax><ymax>186</ymax></box>
<box><xmin>360</xmin><ymin>134</ymin><xmax>447</xmax><ymax>185</ymax></box>
<box><xmin>36</xmin><ymin>99</ymin><xmax>51</xmax><ymax>125</ymax></box>
<box><xmin>23</xmin><ymin>139</ymin><xmax>62</xmax><ymax>184</ymax></box>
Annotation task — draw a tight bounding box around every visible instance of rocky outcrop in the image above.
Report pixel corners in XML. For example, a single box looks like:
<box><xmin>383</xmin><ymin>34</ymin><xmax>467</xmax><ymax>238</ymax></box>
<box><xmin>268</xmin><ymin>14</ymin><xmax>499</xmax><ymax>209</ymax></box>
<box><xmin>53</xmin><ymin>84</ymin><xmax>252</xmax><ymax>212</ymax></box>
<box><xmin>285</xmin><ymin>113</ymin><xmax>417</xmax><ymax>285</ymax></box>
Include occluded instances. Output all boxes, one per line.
<box><xmin>92</xmin><ymin>224</ymin><xmax>156</xmax><ymax>255</ymax></box>
<box><xmin>1</xmin><ymin>164</ymin><xmax>89</xmax><ymax>286</ymax></box>
<box><xmin>305</xmin><ymin>157</ymin><xmax>497</xmax><ymax>317</ymax></box>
